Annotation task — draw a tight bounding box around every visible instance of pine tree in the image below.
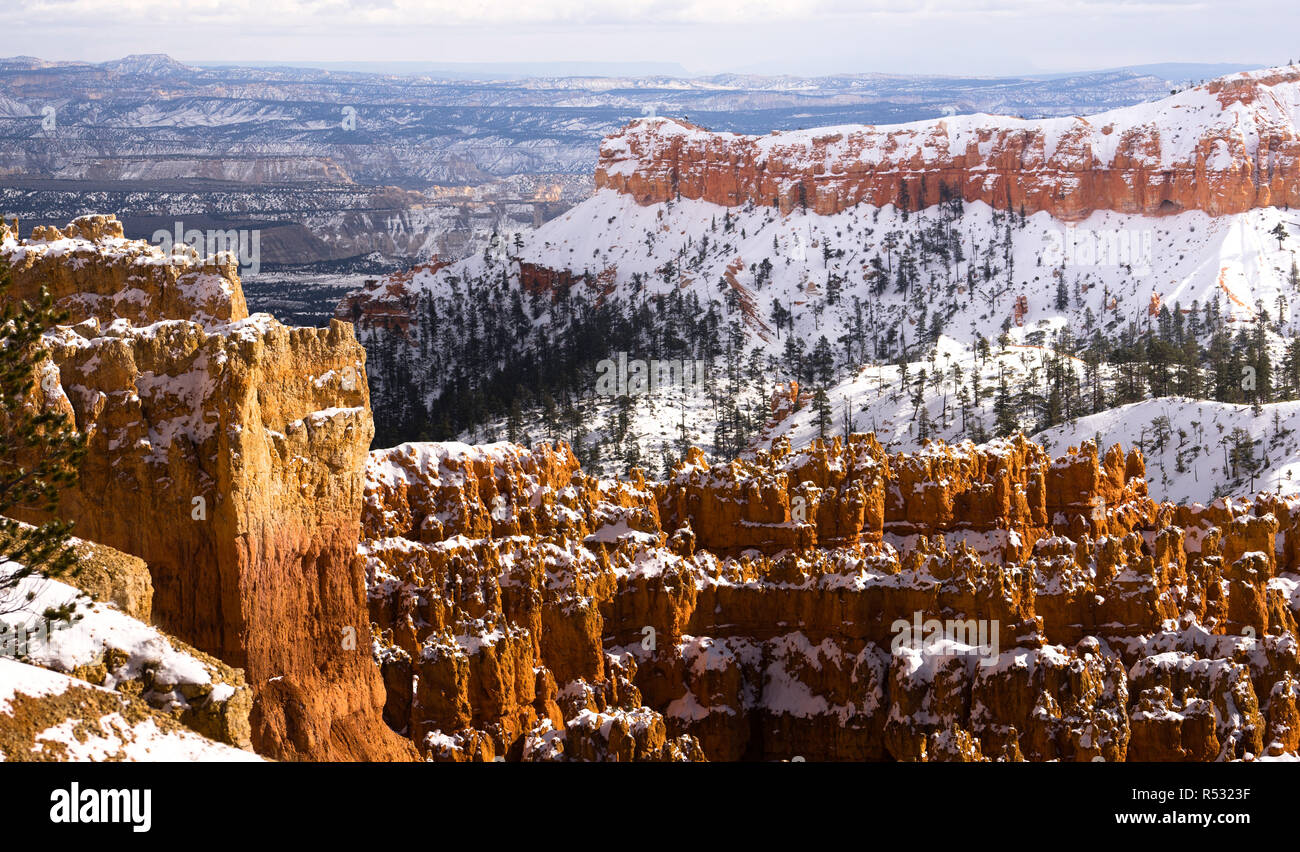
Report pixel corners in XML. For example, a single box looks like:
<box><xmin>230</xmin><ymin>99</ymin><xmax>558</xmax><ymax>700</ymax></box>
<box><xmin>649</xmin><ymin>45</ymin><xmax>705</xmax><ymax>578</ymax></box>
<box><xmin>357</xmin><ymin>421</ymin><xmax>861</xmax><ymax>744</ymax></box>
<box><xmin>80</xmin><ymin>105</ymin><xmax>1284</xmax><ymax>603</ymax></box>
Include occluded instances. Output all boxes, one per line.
<box><xmin>811</xmin><ymin>335</ymin><xmax>835</xmax><ymax>385</ymax></box>
<box><xmin>506</xmin><ymin>398</ymin><xmax>524</xmax><ymax>445</ymax></box>
<box><xmin>622</xmin><ymin>430</ymin><xmax>643</xmax><ymax>476</ymax></box>
<box><xmin>782</xmin><ymin>333</ymin><xmax>806</xmax><ymax>382</ymax></box>
<box><xmin>916</xmin><ymin>406</ymin><xmax>932</xmax><ymax>441</ymax></box>
<box><xmin>0</xmin><ymin>267</ymin><xmax>89</xmax><ymax>616</ymax></box>
<box><xmin>993</xmin><ymin>372</ymin><xmax>1017</xmax><ymax>437</ymax></box>
<box><xmin>1227</xmin><ymin>427</ymin><xmax>1259</xmax><ymax>486</ymax></box>
<box><xmin>813</xmin><ymin>386</ymin><xmax>832</xmax><ymax>440</ymax></box>
<box><xmin>1271</xmin><ymin>221</ymin><xmax>1290</xmax><ymax>251</ymax></box>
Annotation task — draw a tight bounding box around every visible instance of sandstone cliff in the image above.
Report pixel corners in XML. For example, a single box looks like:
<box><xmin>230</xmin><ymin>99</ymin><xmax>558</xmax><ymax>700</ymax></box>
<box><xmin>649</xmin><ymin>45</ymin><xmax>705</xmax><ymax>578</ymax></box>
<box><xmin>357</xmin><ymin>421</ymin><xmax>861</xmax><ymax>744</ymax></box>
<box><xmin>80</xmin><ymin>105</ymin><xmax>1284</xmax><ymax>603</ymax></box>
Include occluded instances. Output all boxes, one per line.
<box><xmin>1</xmin><ymin>215</ymin><xmax>413</xmax><ymax>761</ymax></box>
<box><xmin>595</xmin><ymin>67</ymin><xmax>1300</xmax><ymax>219</ymax></box>
<box><xmin>363</xmin><ymin>435</ymin><xmax>1300</xmax><ymax>761</ymax></box>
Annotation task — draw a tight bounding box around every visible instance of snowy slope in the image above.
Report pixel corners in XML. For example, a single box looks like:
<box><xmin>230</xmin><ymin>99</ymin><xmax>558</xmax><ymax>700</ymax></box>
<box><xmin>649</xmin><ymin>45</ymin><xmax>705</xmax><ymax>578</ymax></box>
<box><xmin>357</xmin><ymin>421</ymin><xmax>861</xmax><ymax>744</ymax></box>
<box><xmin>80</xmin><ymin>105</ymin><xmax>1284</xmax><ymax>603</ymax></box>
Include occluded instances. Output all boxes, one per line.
<box><xmin>1033</xmin><ymin>397</ymin><xmax>1300</xmax><ymax>504</ymax></box>
<box><xmin>367</xmin><ymin>186</ymin><xmax>1299</xmax><ymax>475</ymax></box>
<box><xmin>762</xmin><ymin>335</ymin><xmax>1083</xmax><ymax>448</ymax></box>
<box><xmin>0</xmin><ymin>561</ymin><xmax>246</xmax><ymax>718</ymax></box>
<box><xmin>348</xmin><ymin>67</ymin><xmax>1300</xmax><ymax>479</ymax></box>
<box><xmin>0</xmin><ymin>659</ymin><xmax>261</xmax><ymax>762</ymax></box>
<box><xmin>371</xmin><ymin>187</ymin><xmax>1300</xmax><ymax>391</ymax></box>
<box><xmin>511</xmin><ymin>191</ymin><xmax>1299</xmax><ymax>351</ymax></box>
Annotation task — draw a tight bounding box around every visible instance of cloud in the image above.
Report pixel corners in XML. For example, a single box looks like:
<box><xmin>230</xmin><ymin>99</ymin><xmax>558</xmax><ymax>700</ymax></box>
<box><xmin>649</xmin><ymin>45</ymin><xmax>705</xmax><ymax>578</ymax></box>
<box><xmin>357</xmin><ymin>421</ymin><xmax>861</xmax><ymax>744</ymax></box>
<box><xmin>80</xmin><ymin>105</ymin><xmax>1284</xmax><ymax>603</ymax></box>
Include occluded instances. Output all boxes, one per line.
<box><xmin>0</xmin><ymin>0</ymin><xmax>1289</xmax><ymax>75</ymax></box>
<box><xmin>2</xmin><ymin>0</ymin><xmax>1213</xmax><ymax>28</ymax></box>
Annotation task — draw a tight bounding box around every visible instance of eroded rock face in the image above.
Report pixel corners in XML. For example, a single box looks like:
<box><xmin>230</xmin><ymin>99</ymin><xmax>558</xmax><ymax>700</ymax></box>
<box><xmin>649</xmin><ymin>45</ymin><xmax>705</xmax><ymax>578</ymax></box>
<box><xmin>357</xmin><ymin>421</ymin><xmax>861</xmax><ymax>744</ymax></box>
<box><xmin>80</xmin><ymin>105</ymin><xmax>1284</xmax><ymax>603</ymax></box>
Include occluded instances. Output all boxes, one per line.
<box><xmin>595</xmin><ymin>68</ymin><xmax>1300</xmax><ymax>220</ymax></box>
<box><xmin>361</xmin><ymin>441</ymin><xmax>680</xmax><ymax>760</ymax></box>
<box><xmin>1</xmin><ymin>216</ymin><xmax>413</xmax><ymax>761</ymax></box>
<box><xmin>67</xmin><ymin>534</ymin><xmax>154</xmax><ymax>622</ymax></box>
<box><xmin>363</xmin><ymin>435</ymin><xmax>1300</xmax><ymax>761</ymax></box>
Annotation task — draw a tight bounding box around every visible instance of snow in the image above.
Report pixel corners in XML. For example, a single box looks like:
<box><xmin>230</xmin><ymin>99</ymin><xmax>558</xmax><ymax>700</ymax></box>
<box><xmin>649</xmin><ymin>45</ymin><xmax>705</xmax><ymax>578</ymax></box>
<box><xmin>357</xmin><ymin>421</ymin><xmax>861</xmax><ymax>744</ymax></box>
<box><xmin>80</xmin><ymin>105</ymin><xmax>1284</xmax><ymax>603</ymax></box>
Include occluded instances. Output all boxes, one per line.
<box><xmin>376</xmin><ymin>164</ymin><xmax>1300</xmax><ymax>480</ymax></box>
<box><xmin>1035</xmin><ymin>397</ymin><xmax>1300</xmax><ymax>504</ymax></box>
<box><xmin>0</xmin><ymin>561</ymin><xmax>229</xmax><ymax>715</ymax></box>
<box><xmin>0</xmin><ymin>659</ymin><xmax>260</xmax><ymax>762</ymax></box>
<box><xmin>665</xmin><ymin>689</ymin><xmax>716</xmax><ymax>722</ymax></box>
<box><xmin>0</xmin><ymin>656</ymin><xmax>68</xmax><ymax>715</ymax></box>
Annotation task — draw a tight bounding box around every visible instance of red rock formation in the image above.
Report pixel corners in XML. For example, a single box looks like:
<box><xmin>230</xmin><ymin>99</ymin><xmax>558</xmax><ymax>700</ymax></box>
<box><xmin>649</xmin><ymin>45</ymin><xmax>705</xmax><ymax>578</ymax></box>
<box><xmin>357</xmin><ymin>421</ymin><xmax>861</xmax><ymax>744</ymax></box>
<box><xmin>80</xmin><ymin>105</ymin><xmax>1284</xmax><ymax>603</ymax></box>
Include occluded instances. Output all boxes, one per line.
<box><xmin>595</xmin><ymin>67</ymin><xmax>1300</xmax><ymax>219</ymax></box>
<box><xmin>362</xmin><ymin>434</ymin><xmax>1300</xmax><ymax>761</ymax></box>
<box><xmin>517</xmin><ymin>261</ymin><xmax>578</xmax><ymax>297</ymax></box>
<box><xmin>361</xmin><ymin>442</ymin><xmax>692</xmax><ymax>760</ymax></box>
<box><xmin>334</xmin><ymin>260</ymin><xmax>450</xmax><ymax>333</ymax></box>
<box><xmin>1</xmin><ymin>216</ymin><xmax>414</xmax><ymax>761</ymax></box>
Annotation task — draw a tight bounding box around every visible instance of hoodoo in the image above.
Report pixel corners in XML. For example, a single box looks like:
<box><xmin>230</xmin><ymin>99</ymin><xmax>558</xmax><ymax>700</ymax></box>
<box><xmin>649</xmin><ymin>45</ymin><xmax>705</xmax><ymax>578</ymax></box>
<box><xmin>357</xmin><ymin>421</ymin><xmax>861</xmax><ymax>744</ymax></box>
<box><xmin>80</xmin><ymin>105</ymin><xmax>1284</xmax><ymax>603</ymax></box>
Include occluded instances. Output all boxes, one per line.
<box><xmin>0</xmin><ymin>216</ymin><xmax>414</xmax><ymax>761</ymax></box>
<box><xmin>363</xmin><ymin>435</ymin><xmax>1299</xmax><ymax>761</ymax></box>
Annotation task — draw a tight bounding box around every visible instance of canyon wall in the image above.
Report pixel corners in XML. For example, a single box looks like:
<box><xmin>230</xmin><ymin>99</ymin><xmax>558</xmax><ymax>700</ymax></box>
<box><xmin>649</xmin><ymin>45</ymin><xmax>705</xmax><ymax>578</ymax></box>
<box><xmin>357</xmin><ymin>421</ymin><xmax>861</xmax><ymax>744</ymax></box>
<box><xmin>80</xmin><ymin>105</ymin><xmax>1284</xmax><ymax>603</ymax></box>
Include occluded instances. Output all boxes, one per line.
<box><xmin>596</xmin><ymin>68</ymin><xmax>1300</xmax><ymax>219</ymax></box>
<box><xmin>1</xmin><ymin>215</ymin><xmax>413</xmax><ymax>761</ymax></box>
<box><xmin>364</xmin><ymin>435</ymin><xmax>1300</xmax><ymax>761</ymax></box>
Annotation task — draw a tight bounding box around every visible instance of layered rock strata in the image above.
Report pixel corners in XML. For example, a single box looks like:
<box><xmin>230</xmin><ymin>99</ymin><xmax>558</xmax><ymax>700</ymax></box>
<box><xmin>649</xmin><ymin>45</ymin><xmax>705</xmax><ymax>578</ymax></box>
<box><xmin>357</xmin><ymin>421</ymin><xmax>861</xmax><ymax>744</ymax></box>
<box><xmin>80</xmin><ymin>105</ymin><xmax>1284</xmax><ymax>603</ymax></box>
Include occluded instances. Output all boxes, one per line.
<box><xmin>596</xmin><ymin>67</ymin><xmax>1300</xmax><ymax>219</ymax></box>
<box><xmin>364</xmin><ymin>435</ymin><xmax>1300</xmax><ymax>761</ymax></box>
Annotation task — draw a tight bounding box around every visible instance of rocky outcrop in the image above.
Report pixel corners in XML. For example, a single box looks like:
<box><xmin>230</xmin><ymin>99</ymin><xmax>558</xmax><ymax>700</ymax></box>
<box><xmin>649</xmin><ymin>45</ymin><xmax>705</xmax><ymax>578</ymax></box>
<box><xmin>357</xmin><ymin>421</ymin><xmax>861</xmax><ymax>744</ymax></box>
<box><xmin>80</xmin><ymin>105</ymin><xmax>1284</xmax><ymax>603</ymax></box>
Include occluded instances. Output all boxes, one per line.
<box><xmin>1</xmin><ymin>530</ymin><xmax>253</xmax><ymax>749</ymax></box>
<box><xmin>1</xmin><ymin>215</ymin><xmax>413</xmax><ymax>761</ymax></box>
<box><xmin>67</xmin><ymin>534</ymin><xmax>154</xmax><ymax>622</ymax></box>
<box><xmin>334</xmin><ymin>260</ymin><xmax>450</xmax><ymax>333</ymax></box>
<box><xmin>596</xmin><ymin>67</ymin><xmax>1300</xmax><ymax>219</ymax></box>
<box><xmin>361</xmin><ymin>441</ymin><xmax>683</xmax><ymax>760</ymax></box>
<box><xmin>3</xmin><ymin>214</ymin><xmax>247</xmax><ymax>325</ymax></box>
<box><xmin>0</xmin><ymin>658</ymin><xmax>262</xmax><ymax>762</ymax></box>
<box><xmin>516</xmin><ymin>262</ymin><xmax>578</xmax><ymax>297</ymax></box>
<box><xmin>363</xmin><ymin>435</ymin><xmax>1300</xmax><ymax>761</ymax></box>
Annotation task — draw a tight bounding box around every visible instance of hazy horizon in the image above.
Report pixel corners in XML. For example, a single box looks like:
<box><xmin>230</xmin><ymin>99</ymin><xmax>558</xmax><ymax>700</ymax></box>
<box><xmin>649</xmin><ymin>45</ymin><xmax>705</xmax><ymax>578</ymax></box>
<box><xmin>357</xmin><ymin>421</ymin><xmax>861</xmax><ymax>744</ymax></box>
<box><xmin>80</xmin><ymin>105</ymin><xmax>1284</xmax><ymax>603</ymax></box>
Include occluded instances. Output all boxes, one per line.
<box><xmin>0</xmin><ymin>54</ymin><xmax>1273</xmax><ymax>83</ymax></box>
<box><xmin>1</xmin><ymin>0</ymin><xmax>1293</xmax><ymax>78</ymax></box>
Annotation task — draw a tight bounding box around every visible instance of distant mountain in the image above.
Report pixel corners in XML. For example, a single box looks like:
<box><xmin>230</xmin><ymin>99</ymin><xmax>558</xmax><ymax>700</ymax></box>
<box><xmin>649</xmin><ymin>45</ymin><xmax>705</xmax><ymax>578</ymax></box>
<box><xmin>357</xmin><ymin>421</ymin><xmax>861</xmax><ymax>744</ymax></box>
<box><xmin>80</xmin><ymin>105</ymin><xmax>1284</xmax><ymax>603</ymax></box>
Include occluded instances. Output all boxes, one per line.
<box><xmin>191</xmin><ymin>59</ymin><xmax>694</xmax><ymax>79</ymax></box>
<box><xmin>101</xmin><ymin>53</ymin><xmax>200</xmax><ymax>76</ymax></box>
<box><xmin>1030</xmin><ymin>62</ymin><xmax>1262</xmax><ymax>82</ymax></box>
<box><xmin>0</xmin><ymin>53</ymin><xmax>1185</xmax><ymax>191</ymax></box>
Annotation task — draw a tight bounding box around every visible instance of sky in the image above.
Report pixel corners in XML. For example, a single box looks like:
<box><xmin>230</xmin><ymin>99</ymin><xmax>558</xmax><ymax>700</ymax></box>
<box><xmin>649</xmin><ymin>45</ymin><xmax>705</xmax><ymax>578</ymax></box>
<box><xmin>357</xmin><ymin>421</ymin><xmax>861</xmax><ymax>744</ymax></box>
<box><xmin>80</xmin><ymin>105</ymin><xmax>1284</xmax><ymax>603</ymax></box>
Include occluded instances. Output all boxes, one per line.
<box><xmin>0</xmin><ymin>0</ymin><xmax>1294</xmax><ymax>77</ymax></box>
